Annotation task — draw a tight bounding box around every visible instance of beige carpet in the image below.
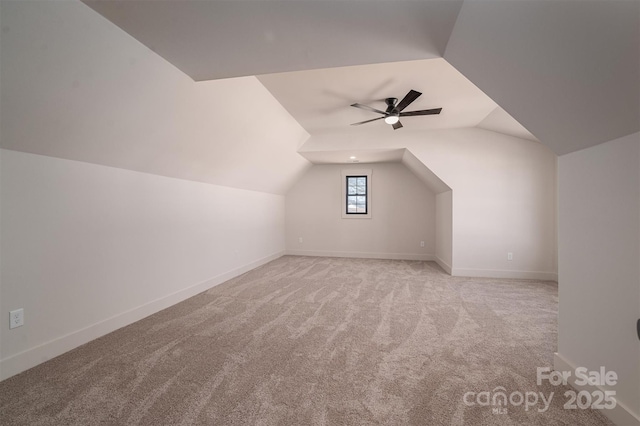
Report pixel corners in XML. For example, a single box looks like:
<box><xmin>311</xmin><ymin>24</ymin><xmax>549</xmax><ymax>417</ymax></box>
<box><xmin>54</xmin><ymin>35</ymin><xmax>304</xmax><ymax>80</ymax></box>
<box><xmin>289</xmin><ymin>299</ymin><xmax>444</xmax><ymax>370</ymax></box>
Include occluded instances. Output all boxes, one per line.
<box><xmin>0</xmin><ymin>256</ymin><xmax>613</xmax><ymax>425</ymax></box>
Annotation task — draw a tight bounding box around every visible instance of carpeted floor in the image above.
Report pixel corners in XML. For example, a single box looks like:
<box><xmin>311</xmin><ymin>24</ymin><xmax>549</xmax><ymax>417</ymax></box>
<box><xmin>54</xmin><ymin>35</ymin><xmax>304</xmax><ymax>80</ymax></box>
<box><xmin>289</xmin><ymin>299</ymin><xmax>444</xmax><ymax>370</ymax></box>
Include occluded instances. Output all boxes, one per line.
<box><xmin>0</xmin><ymin>256</ymin><xmax>613</xmax><ymax>425</ymax></box>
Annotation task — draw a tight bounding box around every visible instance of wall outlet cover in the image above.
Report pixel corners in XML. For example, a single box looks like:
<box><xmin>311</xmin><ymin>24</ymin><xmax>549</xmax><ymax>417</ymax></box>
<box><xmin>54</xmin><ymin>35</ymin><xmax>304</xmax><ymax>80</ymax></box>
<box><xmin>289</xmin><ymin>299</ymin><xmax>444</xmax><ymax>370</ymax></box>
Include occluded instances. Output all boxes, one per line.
<box><xmin>10</xmin><ymin>308</ymin><xmax>24</xmax><ymax>329</ymax></box>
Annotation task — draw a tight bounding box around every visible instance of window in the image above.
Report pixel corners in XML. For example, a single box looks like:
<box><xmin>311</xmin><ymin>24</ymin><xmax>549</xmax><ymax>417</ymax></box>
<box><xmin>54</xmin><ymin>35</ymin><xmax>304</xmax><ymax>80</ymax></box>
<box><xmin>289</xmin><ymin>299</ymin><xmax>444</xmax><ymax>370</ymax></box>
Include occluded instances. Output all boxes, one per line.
<box><xmin>341</xmin><ymin>169</ymin><xmax>372</xmax><ymax>219</ymax></box>
<box><xmin>346</xmin><ymin>176</ymin><xmax>368</xmax><ymax>214</ymax></box>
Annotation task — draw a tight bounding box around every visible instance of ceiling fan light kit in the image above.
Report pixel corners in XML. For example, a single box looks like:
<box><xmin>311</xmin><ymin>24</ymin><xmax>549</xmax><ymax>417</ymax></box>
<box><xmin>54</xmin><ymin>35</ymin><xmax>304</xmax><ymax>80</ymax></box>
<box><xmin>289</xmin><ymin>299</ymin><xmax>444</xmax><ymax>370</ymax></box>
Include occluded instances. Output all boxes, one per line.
<box><xmin>350</xmin><ymin>90</ymin><xmax>442</xmax><ymax>130</ymax></box>
<box><xmin>384</xmin><ymin>115</ymin><xmax>399</xmax><ymax>125</ymax></box>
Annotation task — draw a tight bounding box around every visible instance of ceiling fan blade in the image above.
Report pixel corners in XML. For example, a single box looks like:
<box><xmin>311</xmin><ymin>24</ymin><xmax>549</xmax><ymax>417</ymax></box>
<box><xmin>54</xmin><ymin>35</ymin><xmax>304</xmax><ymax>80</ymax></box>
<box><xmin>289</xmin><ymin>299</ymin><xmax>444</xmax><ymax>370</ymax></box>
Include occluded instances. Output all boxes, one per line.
<box><xmin>399</xmin><ymin>108</ymin><xmax>442</xmax><ymax>117</ymax></box>
<box><xmin>395</xmin><ymin>90</ymin><xmax>422</xmax><ymax>112</ymax></box>
<box><xmin>350</xmin><ymin>103</ymin><xmax>387</xmax><ymax>116</ymax></box>
<box><xmin>350</xmin><ymin>116</ymin><xmax>385</xmax><ymax>126</ymax></box>
<box><xmin>392</xmin><ymin>121</ymin><xmax>403</xmax><ymax>130</ymax></box>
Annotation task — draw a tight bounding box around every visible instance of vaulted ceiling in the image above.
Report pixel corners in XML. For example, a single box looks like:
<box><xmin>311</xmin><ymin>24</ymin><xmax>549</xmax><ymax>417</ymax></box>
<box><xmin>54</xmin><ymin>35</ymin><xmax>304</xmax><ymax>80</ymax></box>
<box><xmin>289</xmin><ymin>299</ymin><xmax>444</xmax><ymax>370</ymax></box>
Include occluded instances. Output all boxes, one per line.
<box><xmin>2</xmin><ymin>0</ymin><xmax>638</xmax><ymax>196</ymax></box>
<box><xmin>257</xmin><ymin>58</ymin><xmax>537</xmax><ymax>141</ymax></box>
<box><xmin>83</xmin><ymin>0</ymin><xmax>639</xmax><ymax>155</ymax></box>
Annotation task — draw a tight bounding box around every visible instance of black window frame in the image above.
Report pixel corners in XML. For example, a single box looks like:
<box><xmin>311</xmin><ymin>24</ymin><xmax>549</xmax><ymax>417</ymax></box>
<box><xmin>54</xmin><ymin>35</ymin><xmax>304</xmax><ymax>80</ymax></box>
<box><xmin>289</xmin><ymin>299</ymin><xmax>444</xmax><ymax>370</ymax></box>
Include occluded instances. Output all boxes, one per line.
<box><xmin>345</xmin><ymin>175</ymin><xmax>368</xmax><ymax>215</ymax></box>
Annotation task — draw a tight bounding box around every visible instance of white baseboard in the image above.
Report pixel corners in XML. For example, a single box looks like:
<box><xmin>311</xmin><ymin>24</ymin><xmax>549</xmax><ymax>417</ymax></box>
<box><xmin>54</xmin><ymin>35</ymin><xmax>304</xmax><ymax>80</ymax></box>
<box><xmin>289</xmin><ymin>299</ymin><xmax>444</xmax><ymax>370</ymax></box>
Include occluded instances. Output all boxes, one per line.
<box><xmin>554</xmin><ymin>352</ymin><xmax>640</xmax><ymax>426</ymax></box>
<box><xmin>452</xmin><ymin>267</ymin><xmax>558</xmax><ymax>281</ymax></box>
<box><xmin>434</xmin><ymin>256</ymin><xmax>452</xmax><ymax>274</ymax></box>
<box><xmin>285</xmin><ymin>249</ymin><xmax>435</xmax><ymax>262</ymax></box>
<box><xmin>0</xmin><ymin>251</ymin><xmax>284</xmax><ymax>382</ymax></box>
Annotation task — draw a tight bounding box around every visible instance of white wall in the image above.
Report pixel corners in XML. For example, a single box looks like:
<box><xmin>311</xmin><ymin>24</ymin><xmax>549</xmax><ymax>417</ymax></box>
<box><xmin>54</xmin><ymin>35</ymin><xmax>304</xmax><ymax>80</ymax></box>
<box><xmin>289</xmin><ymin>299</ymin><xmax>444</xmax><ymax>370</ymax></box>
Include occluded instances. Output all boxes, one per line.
<box><xmin>0</xmin><ymin>0</ymin><xmax>309</xmax><ymax>380</ymax></box>
<box><xmin>435</xmin><ymin>191</ymin><xmax>453</xmax><ymax>273</ymax></box>
<box><xmin>557</xmin><ymin>132</ymin><xmax>640</xmax><ymax>425</ymax></box>
<box><xmin>300</xmin><ymin>127</ymin><xmax>558</xmax><ymax>280</ymax></box>
<box><xmin>0</xmin><ymin>149</ymin><xmax>285</xmax><ymax>380</ymax></box>
<box><xmin>286</xmin><ymin>163</ymin><xmax>436</xmax><ymax>260</ymax></box>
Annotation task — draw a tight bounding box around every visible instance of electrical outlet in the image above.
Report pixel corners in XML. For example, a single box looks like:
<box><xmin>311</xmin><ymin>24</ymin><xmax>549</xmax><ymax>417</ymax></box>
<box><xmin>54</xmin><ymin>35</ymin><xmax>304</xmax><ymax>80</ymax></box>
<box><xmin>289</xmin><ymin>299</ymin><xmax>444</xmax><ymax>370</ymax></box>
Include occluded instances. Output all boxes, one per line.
<box><xmin>420</xmin><ymin>241</ymin><xmax>425</xmax><ymax>248</ymax></box>
<box><xmin>298</xmin><ymin>237</ymin><xmax>303</xmax><ymax>243</ymax></box>
<box><xmin>9</xmin><ymin>308</ymin><xmax>24</xmax><ymax>329</ymax></box>
<box><xmin>507</xmin><ymin>252</ymin><xmax>513</xmax><ymax>261</ymax></box>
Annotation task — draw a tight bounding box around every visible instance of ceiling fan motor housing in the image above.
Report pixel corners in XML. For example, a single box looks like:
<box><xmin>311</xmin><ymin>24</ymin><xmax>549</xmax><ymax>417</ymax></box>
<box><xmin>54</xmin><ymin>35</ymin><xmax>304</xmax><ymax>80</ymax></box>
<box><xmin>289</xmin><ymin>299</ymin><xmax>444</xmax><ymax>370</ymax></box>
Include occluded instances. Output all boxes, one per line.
<box><xmin>385</xmin><ymin>97</ymin><xmax>398</xmax><ymax>113</ymax></box>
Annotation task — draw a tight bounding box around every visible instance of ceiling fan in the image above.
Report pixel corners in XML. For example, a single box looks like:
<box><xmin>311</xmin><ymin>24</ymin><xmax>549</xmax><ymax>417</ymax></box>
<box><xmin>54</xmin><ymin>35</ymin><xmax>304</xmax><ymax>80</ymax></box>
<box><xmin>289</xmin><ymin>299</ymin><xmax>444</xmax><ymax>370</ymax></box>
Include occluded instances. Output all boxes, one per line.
<box><xmin>350</xmin><ymin>89</ymin><xmax>442</xmax><ymax>130</ymax></box>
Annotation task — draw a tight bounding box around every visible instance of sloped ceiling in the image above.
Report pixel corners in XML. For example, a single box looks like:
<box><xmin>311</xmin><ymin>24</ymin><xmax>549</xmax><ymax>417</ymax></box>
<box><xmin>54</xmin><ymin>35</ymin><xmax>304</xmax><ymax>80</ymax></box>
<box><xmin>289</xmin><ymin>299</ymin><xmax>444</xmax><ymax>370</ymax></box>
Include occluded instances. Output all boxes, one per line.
<box><xmin>0</xmin><ymin>0</ymin><xmax>310</xmax><ymax>195</ymax></box>
<box><xmin>477</xmin><ymin>107</ymin><xmax>538</xmax><ymax>143</ymax></box>
<box><xmin>2</xmin><ymin>0</ymin><xmax>638</xmax><ymax>195</ymax></box>
<box><xmin>81</xmin><ymin>0</ymin><xmax>639</xmax><ymax>155</ymax></box>
<box><xmin>302</xmin><ymin>147</ymin><xmax>451</xmax><ymax>195</ymax></box>
<box><xmin>82</xmin><ymin>0</ymin><xmax>464</xmax><ymax>81</ymax></box>
<box><xmin>257</xmin><ymin>58</ymin><xmax>535</xmax><ymax>141</ymax></box>
<box><xmin>444</xmin><ymin>0</ymin><xmax>639</xmax><ymax>154</ymax></box>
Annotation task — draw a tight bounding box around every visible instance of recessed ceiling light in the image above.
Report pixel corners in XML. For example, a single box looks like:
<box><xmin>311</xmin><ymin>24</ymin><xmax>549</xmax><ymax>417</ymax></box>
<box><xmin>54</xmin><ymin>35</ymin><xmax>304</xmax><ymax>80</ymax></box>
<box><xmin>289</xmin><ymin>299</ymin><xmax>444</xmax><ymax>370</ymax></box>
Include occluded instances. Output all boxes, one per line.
<box><xmin>349</xmin><ymin>156</ymin><xmax>357</xmax><ymax>160</ymax></box>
